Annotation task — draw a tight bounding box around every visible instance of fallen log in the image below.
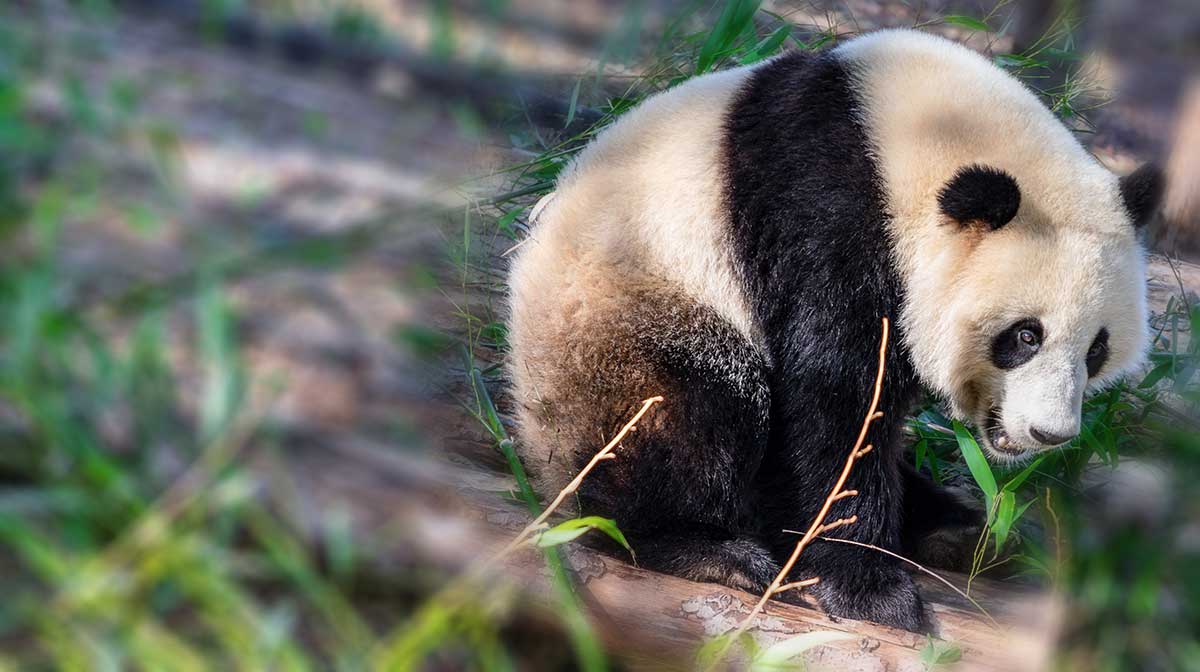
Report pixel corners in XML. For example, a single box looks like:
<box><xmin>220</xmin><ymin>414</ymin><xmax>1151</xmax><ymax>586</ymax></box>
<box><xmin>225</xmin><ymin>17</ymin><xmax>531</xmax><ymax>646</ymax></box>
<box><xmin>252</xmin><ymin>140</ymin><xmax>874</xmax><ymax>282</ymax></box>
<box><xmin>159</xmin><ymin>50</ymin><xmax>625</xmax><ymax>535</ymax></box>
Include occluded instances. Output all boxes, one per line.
<box><xmin>269</xmin><ymin>435</ymin><xmax>1060</xmax><ymax>671</ymax></box>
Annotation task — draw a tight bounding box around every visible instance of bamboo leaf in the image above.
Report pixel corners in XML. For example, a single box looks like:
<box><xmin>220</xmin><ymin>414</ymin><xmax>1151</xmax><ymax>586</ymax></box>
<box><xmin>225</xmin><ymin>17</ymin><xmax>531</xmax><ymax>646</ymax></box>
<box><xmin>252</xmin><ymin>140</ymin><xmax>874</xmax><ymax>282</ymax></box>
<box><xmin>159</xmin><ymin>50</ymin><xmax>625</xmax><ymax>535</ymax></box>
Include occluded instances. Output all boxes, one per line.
<box><xmin>920</xmin><ymin>635</ymin><xmax>963</xmax><ymax>668</ymax></box>
<box><xmin>697</xmin><ymin>0</ymin><xmax>762</xmax><ymax>73</ymax></box>
<box><xmin>942</xmin><ymin>15</ymin><xmax>990</xmax><ymax>32</ymax></box>
<box><xmin>992</xmin><ymin>490</ymin><xmax>1016</xmax><ymax>550</ymax></box>
<box><xmin>740</xmin><ymin>25</ymin><xmax>791</xmax><ymax>64</ymax></box>
<box><xmin>1001</xmin><ymin>455</ymin><xmax>1046</xmax><ymax>493</ymax></box>
<box><xmin>536</xmin><ymin>516</ymin><xmax>633</xmax><ymax>559</ymax></box>
<box><xmin>953</xmin><ymin>421</ymin><xmax>997</xmax><ymax>510</ymax></box>
<box><xmin>564</xmin><ymin>79</ymin><xmax>582</xmax><ymax>128</ymax></box>
<box><xmin>914</xmin><ymin>438</ymin><xmax>928</xmax><ymax>472</ymax></box>
<box><xmin>495</xmin><ymin>208</ymin><xmax>524</xmax><ymax>239</ymax></box>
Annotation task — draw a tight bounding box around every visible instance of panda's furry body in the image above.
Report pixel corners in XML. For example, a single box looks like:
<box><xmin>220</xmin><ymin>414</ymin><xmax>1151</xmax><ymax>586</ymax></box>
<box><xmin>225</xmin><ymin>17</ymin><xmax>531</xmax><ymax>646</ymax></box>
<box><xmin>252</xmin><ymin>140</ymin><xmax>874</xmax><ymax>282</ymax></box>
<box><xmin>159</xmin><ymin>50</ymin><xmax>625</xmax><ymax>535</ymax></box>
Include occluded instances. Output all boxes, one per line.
<box><xmin>506</xmin><ymin>30</ymin><xmax>1161</xmax><ymax>631</ymax></box>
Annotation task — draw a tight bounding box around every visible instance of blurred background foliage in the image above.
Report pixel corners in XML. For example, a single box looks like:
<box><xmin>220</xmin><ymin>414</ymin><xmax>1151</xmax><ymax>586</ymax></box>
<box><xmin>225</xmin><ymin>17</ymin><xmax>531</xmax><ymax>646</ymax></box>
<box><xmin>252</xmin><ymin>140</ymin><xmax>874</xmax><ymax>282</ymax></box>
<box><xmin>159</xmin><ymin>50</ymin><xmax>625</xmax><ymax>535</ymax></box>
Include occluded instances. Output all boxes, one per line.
<box><xmin>0</xmin><ymin>0</ymin><xmax>1197</xmax><ymax>670</ymax></box>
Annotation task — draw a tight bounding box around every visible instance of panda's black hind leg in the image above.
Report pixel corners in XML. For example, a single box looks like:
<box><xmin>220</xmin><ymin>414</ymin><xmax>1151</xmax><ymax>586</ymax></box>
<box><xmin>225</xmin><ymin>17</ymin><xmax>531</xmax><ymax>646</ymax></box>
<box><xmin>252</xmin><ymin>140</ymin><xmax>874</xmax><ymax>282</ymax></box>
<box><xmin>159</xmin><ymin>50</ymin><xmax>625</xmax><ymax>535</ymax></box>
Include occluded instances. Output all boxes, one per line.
<box><xmin>531</xmin><ymin>287</ymin><xmax>775</xmax><ymax>594</ymax></box>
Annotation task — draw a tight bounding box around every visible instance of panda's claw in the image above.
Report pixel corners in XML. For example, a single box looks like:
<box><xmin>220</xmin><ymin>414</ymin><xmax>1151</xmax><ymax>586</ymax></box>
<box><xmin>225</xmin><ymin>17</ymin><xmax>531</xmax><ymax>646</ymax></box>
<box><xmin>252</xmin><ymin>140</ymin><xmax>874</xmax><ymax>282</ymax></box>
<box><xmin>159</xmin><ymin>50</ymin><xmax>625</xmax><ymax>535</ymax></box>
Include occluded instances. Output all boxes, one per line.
<box><xmin>799</xmin><ymin>543</ymin><xmax>931</xmax><ymax>633</ymax></box>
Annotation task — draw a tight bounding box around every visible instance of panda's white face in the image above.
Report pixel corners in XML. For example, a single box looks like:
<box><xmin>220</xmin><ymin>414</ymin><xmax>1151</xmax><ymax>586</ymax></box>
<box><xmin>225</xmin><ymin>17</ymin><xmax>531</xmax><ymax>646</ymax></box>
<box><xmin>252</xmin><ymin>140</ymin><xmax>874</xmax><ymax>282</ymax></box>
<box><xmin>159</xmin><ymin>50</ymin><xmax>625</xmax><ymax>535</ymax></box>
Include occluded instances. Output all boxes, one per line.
<box><xmin>882</xmin><ymin>160</ymin><xmax>1152</xmax><ymax>464</ymax></box>
<box><xmin>838</xmin><ymin>31</ymin><xmax>1158</xmax><ymax>463</ymax></box>
<box><xmin>951</xmin><ymin>224</ymin><xmax>1147</xmax><ymax>462</ymax></box>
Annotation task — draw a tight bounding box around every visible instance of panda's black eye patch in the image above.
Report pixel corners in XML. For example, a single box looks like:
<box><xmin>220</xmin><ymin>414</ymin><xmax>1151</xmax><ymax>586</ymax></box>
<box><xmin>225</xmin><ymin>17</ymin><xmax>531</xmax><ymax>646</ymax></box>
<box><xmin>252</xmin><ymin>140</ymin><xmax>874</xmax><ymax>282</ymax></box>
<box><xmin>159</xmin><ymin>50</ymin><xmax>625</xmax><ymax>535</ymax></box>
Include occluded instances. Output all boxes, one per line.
<box><xmin>991</xmin><ymin>318</ymin><xmax>1043</xmax><ymax>370</ymax></box>
<box><xmin>1086</xmin><ymin>328</ymin><xmax>1109</xmax><ymax>378</ymax></box>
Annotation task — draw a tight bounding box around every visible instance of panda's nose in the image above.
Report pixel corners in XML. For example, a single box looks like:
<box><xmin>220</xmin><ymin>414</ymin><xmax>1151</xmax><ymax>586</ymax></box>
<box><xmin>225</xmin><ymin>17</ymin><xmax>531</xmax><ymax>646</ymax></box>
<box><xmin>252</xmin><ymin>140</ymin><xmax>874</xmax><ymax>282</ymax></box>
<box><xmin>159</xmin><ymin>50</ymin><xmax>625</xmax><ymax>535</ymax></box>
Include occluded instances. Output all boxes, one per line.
<box><xmin>1029</xmin><ymin>426</ymin><xmax>1076</xmax><ymax>446</ymax></box>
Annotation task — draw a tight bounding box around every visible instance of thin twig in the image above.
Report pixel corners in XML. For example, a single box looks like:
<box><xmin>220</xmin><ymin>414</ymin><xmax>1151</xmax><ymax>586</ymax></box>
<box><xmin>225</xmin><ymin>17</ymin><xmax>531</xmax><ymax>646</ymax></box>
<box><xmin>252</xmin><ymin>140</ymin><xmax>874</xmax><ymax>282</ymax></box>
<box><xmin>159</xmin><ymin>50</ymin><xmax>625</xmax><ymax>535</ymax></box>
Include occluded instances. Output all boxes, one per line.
<box><xmin>777</xmin><ymin>578</ymin><xmax>821</xmax><ymax>593</ymax></box>
<box><xmin>528</xmin><ymin>398</ymin><xmax>660</xmax><ymax>528</ymax></box>
<box><xmin>817</xmin><ymin>516</ymin><xmax>858</xmax><ymax>534</ymax></box>
<box><xmin>967</xmin><ymin>496</ymin><xmax>1003</xmax><ymax>595</ymax></box>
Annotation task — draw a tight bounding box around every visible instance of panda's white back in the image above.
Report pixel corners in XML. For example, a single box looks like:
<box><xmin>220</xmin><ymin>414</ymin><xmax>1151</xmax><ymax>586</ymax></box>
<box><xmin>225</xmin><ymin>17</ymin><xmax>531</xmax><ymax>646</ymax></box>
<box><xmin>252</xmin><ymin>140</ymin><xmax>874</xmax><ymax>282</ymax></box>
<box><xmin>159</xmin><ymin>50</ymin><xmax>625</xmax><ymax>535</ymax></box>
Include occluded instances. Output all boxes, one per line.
<box><xmin>508</xmin><ymin>64</ymin><xmax>761</xmax><ymax>353</ymax></box>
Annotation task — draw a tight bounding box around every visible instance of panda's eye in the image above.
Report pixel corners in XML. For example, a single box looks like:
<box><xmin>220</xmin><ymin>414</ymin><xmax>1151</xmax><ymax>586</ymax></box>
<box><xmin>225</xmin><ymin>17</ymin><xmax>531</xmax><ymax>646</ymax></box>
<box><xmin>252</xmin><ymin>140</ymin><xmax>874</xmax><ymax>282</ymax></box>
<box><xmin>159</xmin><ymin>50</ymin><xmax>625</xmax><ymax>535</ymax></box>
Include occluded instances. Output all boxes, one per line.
<box><xmin>1086</xmin><ymin>328</ymin><xmax>1109</xmax><ymax>378</ymax></box>
<box><xmin>991</xmin><ymin>318</ymin><xmax>1044</xmax><ymax>370</ymax></box>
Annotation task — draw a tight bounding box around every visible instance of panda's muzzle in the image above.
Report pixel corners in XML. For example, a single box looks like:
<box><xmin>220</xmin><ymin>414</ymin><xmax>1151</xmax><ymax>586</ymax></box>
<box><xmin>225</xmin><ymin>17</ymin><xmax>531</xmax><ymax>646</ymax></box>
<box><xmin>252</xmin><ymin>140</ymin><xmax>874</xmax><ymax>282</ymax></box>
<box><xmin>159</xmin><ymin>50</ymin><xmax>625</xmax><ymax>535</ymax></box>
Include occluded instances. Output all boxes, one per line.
<box><xmin>984</xmin><ymin>407</ymin><xmax>1024</xmax><ymax>455</ymax></box>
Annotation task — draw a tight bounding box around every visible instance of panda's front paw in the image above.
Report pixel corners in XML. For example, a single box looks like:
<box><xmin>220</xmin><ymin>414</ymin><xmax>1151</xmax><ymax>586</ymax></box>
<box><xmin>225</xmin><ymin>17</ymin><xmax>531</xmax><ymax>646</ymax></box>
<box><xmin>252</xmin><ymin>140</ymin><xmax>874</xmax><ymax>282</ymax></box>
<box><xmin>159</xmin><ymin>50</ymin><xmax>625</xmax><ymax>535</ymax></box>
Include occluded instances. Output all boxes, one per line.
<box><xmin>802</xmin><ymin>544</ymin><xmax>928</xmax><ymax>633</ymax></box>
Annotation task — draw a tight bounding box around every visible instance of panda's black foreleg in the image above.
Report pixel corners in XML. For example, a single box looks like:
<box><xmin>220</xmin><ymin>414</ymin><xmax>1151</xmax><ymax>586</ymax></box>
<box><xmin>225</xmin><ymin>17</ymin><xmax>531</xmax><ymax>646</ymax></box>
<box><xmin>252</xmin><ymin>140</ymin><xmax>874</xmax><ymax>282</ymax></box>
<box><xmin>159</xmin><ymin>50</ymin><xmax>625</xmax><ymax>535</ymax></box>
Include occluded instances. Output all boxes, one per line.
<box><xmin>757</xmin><ymin>416</ymin><xmax>928</xmax><ymax>632</ymax></box>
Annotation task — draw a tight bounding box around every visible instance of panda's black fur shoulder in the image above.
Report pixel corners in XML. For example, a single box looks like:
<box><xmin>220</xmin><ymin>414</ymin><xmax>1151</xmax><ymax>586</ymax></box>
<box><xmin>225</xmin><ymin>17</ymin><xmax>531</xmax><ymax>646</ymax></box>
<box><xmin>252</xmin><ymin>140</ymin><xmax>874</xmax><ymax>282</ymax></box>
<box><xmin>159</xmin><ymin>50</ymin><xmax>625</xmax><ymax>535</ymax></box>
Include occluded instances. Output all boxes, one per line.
<box><xmin>720</xmin><ymin>50</ymin><xmax>931</xmax><ymax>630</ymax></box>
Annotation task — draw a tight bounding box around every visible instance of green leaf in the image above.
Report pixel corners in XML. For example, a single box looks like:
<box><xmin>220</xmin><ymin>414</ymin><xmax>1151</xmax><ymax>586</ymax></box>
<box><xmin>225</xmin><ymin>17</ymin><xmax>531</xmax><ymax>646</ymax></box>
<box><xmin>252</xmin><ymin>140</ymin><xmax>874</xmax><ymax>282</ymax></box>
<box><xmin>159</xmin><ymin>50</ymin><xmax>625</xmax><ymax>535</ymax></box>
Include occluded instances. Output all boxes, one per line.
<box><xmin>1138</xmin><ymin>360</ymin><xmax>1172</xmax><ymax>389</ymax></box>
<box><xmin>480</xmin><ymin>321</ymin><xmax>509</xmax><ymax>350</ymax></box>
<box><xmin>197</xmin><ymin>281</ymin><xmax>243</xmax><ymax>441</ymax></box>
<box><xmin>953</xmin><ymin>421</ymin><xmax>997</xmax><ymax>510</ymax></box>
<box><xmin>696</xmin><ymin>634</ymin><xmax>734</xmax><ymax>669</ymax></box>
<box><xmin>752</xmin><ymin>630</ymin><xmax>855</xmax><ymax>670</ymax></box>
<box><xmin>791</xmin><ymin>31</ymin><xmax>833</xmax><ymax>52</ymax></box>
<box><xmin>927</xmin><ymin>448</ymin><xmax>942</xmax><ymax>484</ymax></box>
<box><xmin>495</xmin><ymin>207</ymin><xmax>524</xmax><ymax>239</ymax></box>
<box><xmin>536</xmin><ymin>516</ymin><xmax>633</xmax><ymax>558</ymax></box>
<box><xmin>469</xmin><ymin>365</ymin><xmax>507</xmax><ymax>442</ymax></box>
<box><xmin>1001</xmin><ymin>455</ymin><xmax>1046</xmax><ymax>493</ymax></box>
<box><xmin>697</xmin><ymin>0</ymin><xmax>763</xmax><ymax>73</ymax></box>
<box><xmin>920</xmin><ymin>637</ymin><xmax>937</xmax><ymax>667</ymax></box>
<box><xmin>914</xmin><ymin>438</ymin><xmax>928</xmax><ymax>472</ymax></box>
<box><xmin>942</xmin><ymin>15</ymin><xmax>991</xmax><ymax>32</ymax></box>
<box><xmin>1044</xmin><ymin>47</ymin><xmax>1083</xmax><ymax>61</ymax></box>
<box><xmin>1079</xmin><ymin>419</ymin><xmax>1106</xmax><ymax>465</ymax></box>
<box><xmin>994</xmin><ymin>53</ymin><xmax>1048</xmax><ymax>70</ymax></box>
<box><xmin>921</xmin><ymin>636</ymin><xmax>962</xmax><ymax>669</ymax></box>
<box><xmin>992</xmin><ymin>490</ymin><xmax>1016</xmax><ymax>550</ymax></box>
<box><xmin>564</xmin><ymin>79</ymin><xmax>582</xmax><ymax>128</ymax></box>
<box><xmin>740</xmin><ymin>25</ymin><xmax>791</xmax><ymax>64</ymax></box>
<box><xmin>739</xmin><ymin>631</ymin><xmax>761</xmax><ymax>660</ymax></box>
<box><xmin>535</xmin><ymin>522</ymin><xmax>592</xmax><ymax>548</ymax></box>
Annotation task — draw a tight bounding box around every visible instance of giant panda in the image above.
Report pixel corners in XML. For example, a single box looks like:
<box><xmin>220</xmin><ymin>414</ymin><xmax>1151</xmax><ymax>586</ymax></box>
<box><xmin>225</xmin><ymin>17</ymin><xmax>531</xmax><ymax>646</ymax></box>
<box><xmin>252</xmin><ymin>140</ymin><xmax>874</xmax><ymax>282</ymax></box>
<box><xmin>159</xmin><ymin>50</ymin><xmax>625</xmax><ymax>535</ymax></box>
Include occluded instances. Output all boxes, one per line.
<box><xmin>505</xmin><ymin>29</ymin><xmax>1163</xmax><ymax>632</ymax></box>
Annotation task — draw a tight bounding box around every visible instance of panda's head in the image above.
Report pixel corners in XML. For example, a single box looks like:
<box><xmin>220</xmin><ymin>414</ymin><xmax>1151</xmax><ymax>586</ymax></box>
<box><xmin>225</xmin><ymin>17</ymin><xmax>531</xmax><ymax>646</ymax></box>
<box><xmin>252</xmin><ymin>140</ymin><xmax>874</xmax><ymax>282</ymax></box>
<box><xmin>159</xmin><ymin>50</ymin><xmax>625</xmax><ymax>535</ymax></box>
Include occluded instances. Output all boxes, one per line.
<box><xmin>930</xmin><ymin>163</ymin><xmax>1163</xmax><ymax>462</ymax></box>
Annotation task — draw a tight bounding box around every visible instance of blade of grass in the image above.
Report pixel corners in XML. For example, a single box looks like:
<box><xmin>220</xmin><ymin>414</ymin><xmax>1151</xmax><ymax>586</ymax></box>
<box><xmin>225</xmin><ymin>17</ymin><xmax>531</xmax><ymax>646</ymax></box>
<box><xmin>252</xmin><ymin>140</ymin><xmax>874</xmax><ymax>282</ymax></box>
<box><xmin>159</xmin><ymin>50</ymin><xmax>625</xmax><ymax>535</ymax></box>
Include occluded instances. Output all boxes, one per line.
<box><xmin>471</xmin><ymin>369</ymin><xmax>607</xmax><ymax>672</ymax></box>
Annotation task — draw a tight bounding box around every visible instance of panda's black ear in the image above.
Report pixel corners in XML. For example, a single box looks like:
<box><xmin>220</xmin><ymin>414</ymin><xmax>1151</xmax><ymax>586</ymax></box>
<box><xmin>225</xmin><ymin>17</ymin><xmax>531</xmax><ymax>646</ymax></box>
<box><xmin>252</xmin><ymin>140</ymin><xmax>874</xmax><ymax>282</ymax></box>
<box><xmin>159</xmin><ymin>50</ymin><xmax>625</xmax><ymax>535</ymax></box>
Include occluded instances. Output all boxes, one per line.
<box><xmin>937</xmin><ymin>165</ymin><xmax>1021</xmax><ymax>231</ymax></box>
<box><xmin>1119</xmin><ymin>163</ymin><xmax>1164</xmax><ymax>229</ymax></box>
